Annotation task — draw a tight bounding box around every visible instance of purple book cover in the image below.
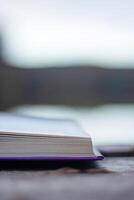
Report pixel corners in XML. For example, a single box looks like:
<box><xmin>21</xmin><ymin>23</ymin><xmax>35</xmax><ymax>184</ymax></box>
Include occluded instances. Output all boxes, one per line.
<box><xmin>0</xmin><ymin>148</ymin><xmax>104</xmax><ymax>161</ymax></box>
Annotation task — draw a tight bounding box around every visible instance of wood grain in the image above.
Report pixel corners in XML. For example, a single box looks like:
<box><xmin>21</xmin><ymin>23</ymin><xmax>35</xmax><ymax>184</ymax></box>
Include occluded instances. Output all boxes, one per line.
<box><xmin>0</xmin><ymin>157</ymin><xmax>134</xmax><ymax>200</ymax></box>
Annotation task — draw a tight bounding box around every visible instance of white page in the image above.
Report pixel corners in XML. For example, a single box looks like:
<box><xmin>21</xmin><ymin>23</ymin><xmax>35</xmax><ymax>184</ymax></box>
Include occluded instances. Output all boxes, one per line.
<box><xmin>0</xmin><ymin>113</ymin><xmax>89</xmax><ymax>138</ymax></box>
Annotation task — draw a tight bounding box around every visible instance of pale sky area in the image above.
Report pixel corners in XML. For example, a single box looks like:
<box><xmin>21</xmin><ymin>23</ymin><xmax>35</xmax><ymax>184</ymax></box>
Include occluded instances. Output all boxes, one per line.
<box><xmin>0</xmin><ymin>0</ymin><xmax>134</xmax><ymax>68</ymax></box>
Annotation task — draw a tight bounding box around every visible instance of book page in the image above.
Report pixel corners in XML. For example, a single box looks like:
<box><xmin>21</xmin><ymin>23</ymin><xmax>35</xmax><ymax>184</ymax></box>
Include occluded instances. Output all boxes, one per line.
<box><xmin>0</xmin><ymin>112</ymin><xmax>90</xmax><ymax>138</ymax></box>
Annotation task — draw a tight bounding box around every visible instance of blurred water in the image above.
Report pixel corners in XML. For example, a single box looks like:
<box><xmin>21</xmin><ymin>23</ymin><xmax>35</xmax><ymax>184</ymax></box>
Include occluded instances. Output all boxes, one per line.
<box><xmin>14</xmin><ymin>104</ymin><xmax>134</xmax><ymax>146</ymax></box>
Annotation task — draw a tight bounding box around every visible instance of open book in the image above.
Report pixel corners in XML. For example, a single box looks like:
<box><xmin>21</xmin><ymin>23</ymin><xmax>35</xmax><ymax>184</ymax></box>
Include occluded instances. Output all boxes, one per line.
<box><xmin>0</xmin><ymin>112</ymin><xmax>103</xmax><ymax>160</ymax></box>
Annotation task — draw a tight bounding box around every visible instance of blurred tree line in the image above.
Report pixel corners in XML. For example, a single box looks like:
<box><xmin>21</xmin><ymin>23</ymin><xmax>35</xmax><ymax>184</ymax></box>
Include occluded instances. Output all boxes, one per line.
<box><xmin>0</xmin><ymin>34</ymin><xmax>134</xmax><ymax>110</ymax></box>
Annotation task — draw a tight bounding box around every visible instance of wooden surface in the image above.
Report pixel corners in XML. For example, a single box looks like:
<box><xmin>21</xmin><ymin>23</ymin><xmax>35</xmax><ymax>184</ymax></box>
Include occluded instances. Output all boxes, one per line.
<box><xmin>0</xmin><ymin>157</ymin><xmax>134</xmax><ymax>200</ymax></box>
